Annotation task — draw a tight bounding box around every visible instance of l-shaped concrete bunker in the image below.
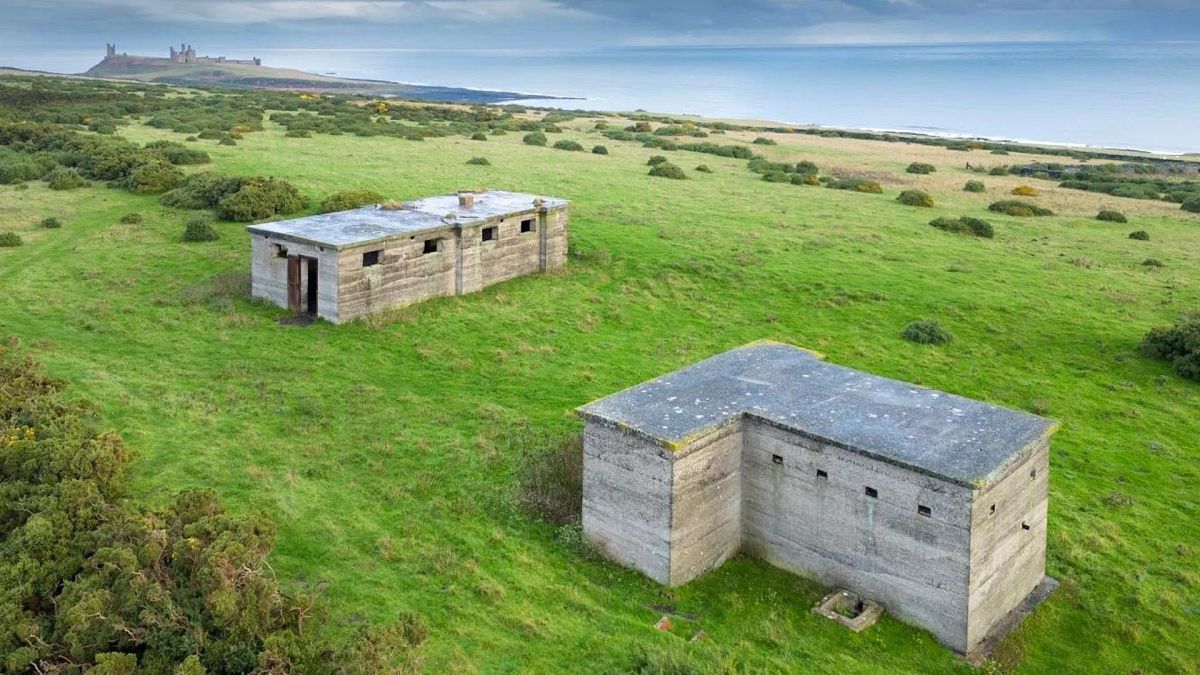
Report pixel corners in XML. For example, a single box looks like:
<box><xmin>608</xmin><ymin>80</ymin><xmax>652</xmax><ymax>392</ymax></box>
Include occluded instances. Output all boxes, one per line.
<box><xmin>578</xmin><ymin>341</ymin><xmax>1058</xmax><ymax>654</ymax></box>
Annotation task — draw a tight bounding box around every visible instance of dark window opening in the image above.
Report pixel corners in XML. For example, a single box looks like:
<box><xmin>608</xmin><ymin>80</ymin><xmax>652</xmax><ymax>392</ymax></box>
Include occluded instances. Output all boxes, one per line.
<box><xmin>990</xmin><ymin>504</ymin><xmax>996</xmax><ymax>515</ymax></box>
<box><xmin>865</xmin><ymin>487</ymin><xmax>878</xmax><ymax>498</ymax></box>
<box><xmin>1030</xmin><ymin>468</ymin><xmax>1037</xmax><ymax>479</ymax></box>
<box><xmin>771</xmin><ymin>454</ymin><xmax>783</xmax><ymax>465</ymax></box>
<box><xmin>520</xmin><ymin>218</ymin><xmax>535</xmax><ymax>233</ymax></box>
<box><xmin>274</xmin><ymin>244</ymin><xmax>288</xmax><ymax>258</ymax></box>
<box><xmin>918</xmin><ymin>505</ymin><xmax>932</xmax><ymax>517</ymax></box>
<box><xmin>482</xmin><ymin>226</ymin><xmax>498</xmax><ymax>242</ymax></box>
<box><xmin>362</xmin><ymin>250</ymin><xmax>380</xmax><ymax>267</ymax></box>
<box><xmin>816</xmin><ymin>469</ymin><xmax>828</xmax><ymax>480</ymax></box>
<box><xmin>1021</xmin><ymin>522</ymin><xmax>1031</xmax><ymax>531</ymax></box>
<box><xmin>423</xmin><ymin>239</ymin><xmax>441</xmax><ymax>254</ymax></box>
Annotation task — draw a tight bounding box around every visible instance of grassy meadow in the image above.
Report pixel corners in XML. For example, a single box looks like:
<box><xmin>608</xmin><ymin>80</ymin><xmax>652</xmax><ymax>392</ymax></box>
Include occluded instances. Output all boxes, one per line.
<box><xmin>2</xmin><ymin>101</ymin><xmax>1199</xmax><ymax>673</ymax></box>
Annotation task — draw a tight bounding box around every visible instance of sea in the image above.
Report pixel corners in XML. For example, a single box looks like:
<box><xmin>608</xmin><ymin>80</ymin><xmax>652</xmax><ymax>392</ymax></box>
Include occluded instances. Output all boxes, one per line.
<box><xmin>6</xmin><ymin>42</ymin><xmax>1199</xmax><ymax>154</ymax></box>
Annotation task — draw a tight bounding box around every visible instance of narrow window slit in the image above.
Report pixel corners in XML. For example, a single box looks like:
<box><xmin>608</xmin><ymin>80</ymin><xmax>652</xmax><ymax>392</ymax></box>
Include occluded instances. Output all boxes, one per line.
<box><xmin>362</xmin><ymin>250</ymin><xmax>380</xmax><ymax>267</ymax></box>
<box><xmin>482</xmin><ymin>226</ymin><xmax>498</xmax><ymax>242</ymax></box>
<box><xmin>1021</xmin><ymin>522</ymin><xmax>1031</xmax><ymax>531</ymax></box>
<box><xmin>816</xmin><ymin>469</ymin><xmax>828</xmax><ymax>480</ymax></box>
<box><xmin>520</xmin><ymin>218</ymin><xmax>535</xmax><ymax>233</ymax></box>
<box><xmin>917</xmin><ymin>505</ymin><xmax>932</xmax><ymax>517</ymax></box>
<box><xmin>865</xmin><ymin>487</ymin><xmax>878</xmax><ymax>498</ymax></box>
<box><xmin>771</xmin><ymin>454</ymin><xmax>783</xmax><ymax>465</ymax></box>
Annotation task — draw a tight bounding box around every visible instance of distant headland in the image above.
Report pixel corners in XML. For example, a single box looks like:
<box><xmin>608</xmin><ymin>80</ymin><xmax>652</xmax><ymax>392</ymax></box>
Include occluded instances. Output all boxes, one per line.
<box><xmin>80</xmin><ymin>43</ymin><xmax>560</xmax><ymax>105</ymax></box>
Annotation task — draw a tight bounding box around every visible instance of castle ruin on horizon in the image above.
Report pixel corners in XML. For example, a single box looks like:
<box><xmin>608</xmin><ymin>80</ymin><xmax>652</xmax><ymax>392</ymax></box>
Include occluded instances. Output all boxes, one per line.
<box><xmin>104</xmin><ymin>43</ymin><xmax>261</xmax><ymax>67</ymax></box>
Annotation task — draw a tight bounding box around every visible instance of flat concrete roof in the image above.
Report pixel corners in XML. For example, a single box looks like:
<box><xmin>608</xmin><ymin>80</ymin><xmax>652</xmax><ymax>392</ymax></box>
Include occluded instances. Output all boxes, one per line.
<box><xmin>246</xmin><ymin>190</ymin><xmax>568</xmax><ymax>250</ymax></box>
<box><xmin>577</xmin><ymin>341</ymin><xmax>1057</xmax><ymax>488</ymax></box>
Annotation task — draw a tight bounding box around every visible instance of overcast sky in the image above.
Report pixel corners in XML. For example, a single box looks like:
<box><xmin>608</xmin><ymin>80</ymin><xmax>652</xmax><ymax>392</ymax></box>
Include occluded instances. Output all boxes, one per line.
<box><xmin>3</xmin><ymin>1</ymin><xmax>1198</xmax><ymax>56</ymax></box>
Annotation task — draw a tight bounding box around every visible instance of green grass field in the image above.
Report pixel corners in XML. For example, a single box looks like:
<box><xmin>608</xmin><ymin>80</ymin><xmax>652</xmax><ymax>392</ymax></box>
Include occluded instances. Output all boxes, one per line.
<box><xmin>2</xmin><ymin>111</ymin><xmax>1199</xmax><ymax>673</ymax></box>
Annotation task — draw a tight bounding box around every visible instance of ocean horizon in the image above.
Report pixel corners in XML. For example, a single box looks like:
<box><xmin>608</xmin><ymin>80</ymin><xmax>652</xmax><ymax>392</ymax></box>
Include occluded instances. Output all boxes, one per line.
<box><xmin>5</xmin><ymin>41</ymin><xmax>1199</xmax><ymax>154</ymax></box>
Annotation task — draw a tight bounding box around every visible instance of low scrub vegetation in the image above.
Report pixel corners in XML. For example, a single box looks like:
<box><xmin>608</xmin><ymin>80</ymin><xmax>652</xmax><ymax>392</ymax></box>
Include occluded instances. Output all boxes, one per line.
<box><xmin>39</xmin><ymin>216</ymin><xmax>61</xmax><ymax>228</ymax></box>
<box><xmin>466</xmin><ymin>156</ymin><xmax>491</xmax><ymax>165</ymax></box>
<box><xmin>1128</xmin><ymin>230</ymin><xmax>1150</xmax><ymax>241</ymax></box>
<box><xmin>648</xmin><ymin>162</ymin><xmax>687</xmax><ymax>180</ymax></box>
<box><xmin>695</xmin><ymin>164</ymin><xmax>713</xmax><ymax>173</ymax></box>
<box><xmin>964</xmin><ymin>180</ymin><xmax>986</xmax><ymax>193</ymax></box>
<box><xmin>988</xmin><ymin>200</ymin><xmax>1054</xmax><ymax>217</ymax></box>
<box><xmin>552</xmin><ymin>140</ymin><xmax>584</xmax><ymax>152</ymax></box>
<box><xmin>906</xmin><ymin>162</ymin><xmax>936</xmax><ymax>175</ymax></box>
<box><xmin>181</xmin><ymin>214</ymin><xmax>219</xmax><ymax>242</ymax></box>
<box><xmin>591</xmin><ymin>145</ymin><xmax>608</xmax><ymax>155</ymax></box>
<box><xmin>0</xmin><ymin>231</ymin><xmax>22</xmax><ymax>247</ymax></box>
<box><xmin>522</xmin><ymin>131</ymin><xmax>547</xmax><ymax>147</ymax></box>
<box><xmin>516</xmin><ymin>436</ymin><xmax>583</xmax><ymax>526</ymax></box>
<box><xmin>903</xmin><ymin>320</ymin><xmax>953</xmax><ymax>345</ymax></box>
<box><xmin>896</xmin><ymin>190</ymin><xmax>934</xmax><ymax>207</ymax></box>
<box><xmin>46</xmin><ymin>166</ymin><xmax>85</xmax><ymax>190</ymax></box>
<box><xmin>752</xmin><ymin>136</ymin><xmax>776</xmax><ymax>145</ymax></box>
<box><xmin>320</xmin><ymin>189</ymin><xmax>384</xmax><ymax>213</ymax></box>
<box><xmin>1097</xmin><ymin>210</ymin><xmax>1127</xmax><ymax>223</ymax></box>
<box><xmin>1011</xmin><ymin>185</ymin><xmax>1039</xmax><ymax>196</ymax></box>
<box><xmin>824</xmin><ymin>177</ymin><xmax>881</xmax><ymax>193</ymax></box>
<box><xmin>1182</xmin><ymin>196</ymin><xmax>1200</xmax><ymax>213</ymax></box>
<box><xmin>1141</xmin><ymin>316</ymin><xmax>1200</xmax><ymax>380</ymax></box>
<box><xmin>162</xmin><ymin>172</ymin><xmax>305</xmax><ymax>221</ymax></box>
<box><xmin>470</xmin><ymin>131</ymin><xmax>488</xmax><ymax>141</ymax></box>
<box><xmin>929</xmin><ymin>216</ymin><xmax>994</xmax><ymax>238</ymax></box>
<box><xmin>120</xmin><ymin>212</ymin><xmax>143</xmax><ymax>224</ymax></box>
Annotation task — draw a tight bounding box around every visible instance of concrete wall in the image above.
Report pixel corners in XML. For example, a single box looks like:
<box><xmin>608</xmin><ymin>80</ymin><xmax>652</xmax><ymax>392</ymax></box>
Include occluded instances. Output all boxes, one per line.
<box><xmin>581</xmin><ymin>423</ymin><xmax>673</xmax><ymax>582</ymax></box>
<box><xmin>250</xmin><ymin>235</ymin><xmax>340</xmax><ymax>322</ymax></box>
<box><xmin>580</xmin><ymin>415</ymin><xmax>1046</xmax><ymax>654</ymax></box>
<box><xmin>741</xmin><ymin>420</ymin><xmax>973</xmax><ymax>652</ymax></box>
<box><xmin>966</xmin><ymin>438</ymin><xmax>1049</xmax><ymax>648</ymax></box>
<box><xmin>336</xmin><ymin>229</ymin><xmax>457</xmax><ymax>322</ymax></box>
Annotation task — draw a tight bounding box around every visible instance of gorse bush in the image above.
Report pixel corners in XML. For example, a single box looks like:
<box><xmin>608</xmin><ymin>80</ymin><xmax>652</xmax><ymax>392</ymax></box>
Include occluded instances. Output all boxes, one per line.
<box><xmin>825</xmin><ymin>177</ymin><xmax>882</xmax><ymax>193</ymax></box>
<box><xmin>929</xmin><ymin>216</ymin><xmax>994</xmax><ymax>238</ymax></box>
<box><xmin>182</xmin><ymin>214</ymin><xmax>219</xmax><ymax>242</ymax></box>
<box><xmin>647</xmin><ymin>155</ymin><xmax>668</xmax><ymax>166</ymax></box>
<box><xmin>903</xmin><ymin>320</ymin><xmax>953</xmax><ymax>345</ymax></box>
<box><xmin>752</xmin><ymin>136</ymin><xmax>777</xmax><ymax>145</ymax></box>
<box><xmin>466</xmin><ymin>156</ymin><xmax>491</xmax><ymax>165</ymax></box>
<box><xmin>46</xmin><ymin>166</ymin><xmax>85</xmax><ymax>190</ymax></box>
<box><xmin>552</xmin><ymin>139</ymin><xmax>584</xmax><ymax>151</ymax></box>
<box><xmin>216</xmin><ymin>177</ymin><xmax>305</xmax><ymax>221</ymax></box>
<box><xmin>320</xmin><ymin>189</ymin><xmax>384</xmax><ymax>213</ymax></box>
<box><xmin>1097</xmin><ymin>210</ymin><xmax>1127</xmax><ymax>223</ymax></box>
<box><xmin>124</xmin><ymin>160</ymin><xmax>184</xmax><ymax>194</ymax></box>
<box><xmin>1141</xmin><ymin>316</ymin><xmax>1200</xmax><ymax>381</ymax></box>
<box><xmin>648</xmin><ymin>162</ymin><xmax>687</xmax><ymax>180</ymax></box>
<box><xmin>1143</xmin><ymin>258</ymin><xmax>1164</xmax><ymax>267</ymax></box>
<box><xmin>1011</xmin><ymin>185</ymin><xmax>1039</xmax><ymax>196</ymax></box>
<box><xmin>0</xmin><ymin>232</ymin><xmax>22</xmax><ymax>247</ymax></box>
<box><xmin>989</xmin><ymin>166</ymin><xmax>1011</xmax><ymax>176</ymax></box>
<box><xmin>1181</xmin><ymin>196</ymin><xmax>1200</xmax><ymax>213</ymax></box>
<box><xmin>591</xmin><ymin>145</ymin><xmax>608</xmax><ymax>155</ymax></box>
<box><xmin>119</xmin><ymin>212</ymin><xmax>143</xmax><ymax>224</ymax></box>
<box><xmin>523</xmin><ymin>131</ymin><xmax>547</xmax><ymax>146</ymax></box>
<box><xmin>694</xmin><ymin>164</ymin><xmax>713</xmax><ymax>173</ymax></box>
<box><xmin>516</xmin><ymin>436</ymin><xmax>583</xmax><ymax>526</ymax></box>
<box><xmin>40</xmin><ymin>216</ymin><xmax>61</xmax><ymax>228</ymax></box>
<box><xmin>470</xmin><ymin>131</ymin><xmax>488</xmax><ymax>141</ymax></box>
<box><xmin>896</xmin><ymin>190</ymin><xmax>934</xmax><ymax>207</ymax></box>
<box><xmin>0</xmin><ymin>342</ymin><xmax>428</xmax><ymax>672</ymax></box>
<box><xmin>906</xmin><ymin>162</ymin><xmax>936</xmax><ymax>175</ymax></box>
<box><xmin>988</xmin><ymin>200</ymin><xmax>1054</xmax><ymax>217</ymax></box>
<box><xmin>964</xmin><ymin>180</ymin><xmax>986</xmax><ymax>193</ymax></box>
<box><xmin>284</xmin><ymin>129</ymin><xmax>312</xmax><ymax>138</ymax></box>
<box><xmin>1128</xmin><ymin>230</ymin><xmax>1150</xmax><ymax>241</ymax></box>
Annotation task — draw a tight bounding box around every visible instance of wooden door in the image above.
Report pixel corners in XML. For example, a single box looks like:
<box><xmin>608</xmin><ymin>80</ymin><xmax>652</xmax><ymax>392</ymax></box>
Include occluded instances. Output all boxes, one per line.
<box><xmin>287</xmin><ymin>255</ymin><xmax>302</xmax><ymax>311</ymax></box>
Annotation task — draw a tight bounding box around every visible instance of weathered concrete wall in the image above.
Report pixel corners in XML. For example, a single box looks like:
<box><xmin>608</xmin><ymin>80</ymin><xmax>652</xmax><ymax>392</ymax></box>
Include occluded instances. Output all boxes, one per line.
<box><xmin>740</xmin><ymin>420</ymin><xmax>974</xmax><ymax>652</ymax></box>
<box><xmin>668</xmin><ymin>424</ymin><xmax>743</xmax><ymax>585</ymax></box>
<box><xmin>335</xmin><ymin>229</ymin><xmax>457</xmax><ymax>322</ymax></box>
<box><xmin>250</xmin><ymin>235</ymin><xmax>340</xmax><ymax>322</ymax></box>
<box><xmin>541</xmin><ymin>205</ymin><xmax>569</xmax><ymax>271</ymax></box>
<box><xmin>471</xmin><ymin>213</ymin><xmax>543</xmax><ymax>291</ymax></box>
<box><xmin>582</xmin><ymin>423</ymin><xmax>674</xmax><ymax>582</ymax></box>
<box><xmin>966</xmin><ymin>438</ymin><xmax>1049</xmax><ymax>648</ymax></box>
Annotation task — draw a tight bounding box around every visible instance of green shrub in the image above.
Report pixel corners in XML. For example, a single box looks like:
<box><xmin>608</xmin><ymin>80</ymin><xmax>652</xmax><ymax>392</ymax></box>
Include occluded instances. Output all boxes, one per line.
<box><xmin>897</xmin><ymin>190</ymin><xmax>934</xmax><ymax>207</ymax></box>
<box><xmin>553</xmin><ymin>139</ymin><xmax>584</xmax><ymax>151</ymax></box>
<box><xmin>752</xmin><ymin>137</ymin><xmax>777</xmax><ymax>145</ymax></box>
<box><xmin>593</xmin><ymin>121</ymin><xmax>608</xmax><ymax>130</ymax></box>
<box><xmin>762</xmin><ymin>171</ymin><xmax>791</xmax><ymax>183</ymax></box>
<box><xmin>964</xmin><ymin>180</ymin><xmax>986</xmax><ymax>193</ymax></box>
<box><xmin>284</xmin><ymin>129</ymin><xmax>312</xmax><ymax>138</ymax></box>
<box><xmin>320</xmin><ymin>189</ymin><xmax>384</xmax><ymax>213</ymax></box>
<box><xmin>1011</xmin><ymin>185</ymin><xmax>1039</xmax><ymax>196</ymax></box>
<box><xmin>903</xmin><ymin>320</ymin><xmax>953</xmax><ymax>345</ymax></box>
<box><xmin>145</xmin><ymin>140</ymin><xmax>210</xmax><ymax>165</ymax></box>
<box><xmin>1128</xmin><ymin>230</ymin><xmax>1150</xmax><ymax>241</ymax></box>
<box><xmin>647</xmin><ymin>155</ymin><xmax>668</xmax><ymax>166</ymax></box>
<box><xmin>906</xmin><ymin>162</ymin><xmax>936</xmax><ymax>174</ymax></box>
<box><xmin>40</xmin><ymin>216</ymin><xmax>62</xmax><ymax>229</ymax></box>
<box><xmin>988</xmin><ymin>200</ymin><xmax>1054</xmax><ymax>217</ymax></box>
<box><xmin>695</xmin><ymin>164</ymin><xmax>713</xmax><ymax>173</ymax></box>
<box><xmin>1143</xmin><ymin>258</ymin><xmax>1164</xmax><ymax>267</ymax></box>
<box><xmin>218</xmin><ymin>137</ymin><xmax>237</xmax><ymax>146</ymax></box>
<box><xmin>523</xmin><ymin>131</ymin><xmax>547</xmax><ymax>146</ymax></box>
<box><xmin>591</xmin><ymin>145</ymin><xmax>608</xmax><ymax>155</ymax></box>
<box><xmin>930</xmin><ymin>216</ymin><xmax>994</xmax><ymax>238</ymax></box>
<box><xmin>466</xmin><ymin>156</ymin><xmax>491</xmax><ymax>165</ymax></box>
<box><xmin>516</xmin><ymin>436</ymin><xmax>583</xmax><ymax>525</ymax></box>
<box><xmin>161</xmin><ymin>172</ymin><xmax>244</xmax><ymax>209</ymax></box>
<box><xmin>792</xmin><ymin>173</ymin><xmax>820</xmax><ymax>186</ymax></box>
<box><xmin>648</xmin><ymin>162</ymin><xmax>687</xmax><ymax>180</ymax></box>
<box><xmin>989</xmin><ymin>166</ymin><xmax>1011</xmax><ymax>176</ymax></box>
<box><xmin>0</xmin><ymin>232</ymin><xmax>22</xmax><ymax>247</ymax></box>
<box><xmin>46</xmin><ymin>167</ymin><xmax>86</xmax><ymax>190</ymax></box>
<box><xmin>1097</xmin><ymin>210</ymin><xmax>1127</xmax><ymax>223</ymax></box>
<box><xmin>1141</xmin><ymin>316</ymin><xmax>1200</xmax><ymax>381</ymax></box>
<box><xmin>216</xmin><ymin>177</ymin><xmax>305</xmax><ymax>221</ymax></box>
<box><xmin>182</xmin><ymin>214</ymin><xmax>219</xmax><ymax>242</ymax></box>
<box><xmin>826</xmin><ymin>177</ymin><xmax>882</xmax><ymax>193</ymax></box>
<box><xmin>470</xmin><ymin>131</ymin><xmax>488</xmax><ymax>141</ymax></box>
<box><xmin>126</xmin><ymin>160</ymin><xmax>184</xmax><ymax>194</ymax></box>
<box><xmin>1181</xmin><ymin>196</ymin><xmax>1200</xmax><ymax>213</ymax></box>
<box><xmin>119</xmin><ymin>212</ymin><xmax>143</xmax><ymax>224</ymax></box>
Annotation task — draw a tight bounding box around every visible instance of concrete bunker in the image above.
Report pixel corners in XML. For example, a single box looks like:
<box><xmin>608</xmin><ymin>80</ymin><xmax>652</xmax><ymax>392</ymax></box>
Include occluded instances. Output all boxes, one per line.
<box><xmin>578</xmin><ymin>341</ymin><xmax>1058</xmax><ymax>656</ymax></box>
<box><xmin>247</xmin><ymin>189</ymin><xmax>569</xmax><ymax>323</ymax></box>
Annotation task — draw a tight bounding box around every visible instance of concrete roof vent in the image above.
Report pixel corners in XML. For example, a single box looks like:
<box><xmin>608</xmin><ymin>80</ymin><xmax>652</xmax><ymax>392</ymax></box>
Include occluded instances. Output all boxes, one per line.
<box><xmin>458</xmin><ymin>192</ymin><xmax>475</xmax><ymax>209</ymax></box>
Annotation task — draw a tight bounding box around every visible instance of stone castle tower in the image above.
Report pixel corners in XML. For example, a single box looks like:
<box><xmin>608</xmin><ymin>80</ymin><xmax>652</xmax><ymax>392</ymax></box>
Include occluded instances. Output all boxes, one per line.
<box><xmin>105</xmin><ymin>43</ymin><xmax>116</xmax><ymax>59</ymax></box>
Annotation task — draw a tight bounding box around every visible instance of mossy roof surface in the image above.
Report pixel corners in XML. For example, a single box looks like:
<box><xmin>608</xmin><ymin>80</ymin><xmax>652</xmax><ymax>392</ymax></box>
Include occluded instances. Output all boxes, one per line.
<box><xmin>246</xmin><ymin>190</ymin><xmax>567</xmax><ymax>249</ymax></box>
<box><xmin>578</xmin><ymin>341</ymin><xmax>1057</xmax><ymax>487</ymax></box>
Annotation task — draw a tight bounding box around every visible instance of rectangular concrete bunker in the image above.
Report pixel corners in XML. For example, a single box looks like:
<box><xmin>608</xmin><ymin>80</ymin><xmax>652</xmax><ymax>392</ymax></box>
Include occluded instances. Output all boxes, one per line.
<box><xmin>247</xmin><ymin>190</ymin><xmax>568</xmax><ymax>323</ymax></box>
<box><xmin>578</xmin><ymin>341</ymin><xmax>1058</xmax><ymax>655</ymax></box>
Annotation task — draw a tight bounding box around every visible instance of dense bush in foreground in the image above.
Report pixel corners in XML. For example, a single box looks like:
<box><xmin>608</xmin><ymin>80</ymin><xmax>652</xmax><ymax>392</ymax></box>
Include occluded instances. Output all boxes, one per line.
<box><xmin>162</xmin><ymin>173</ymin><xmax>306</xmax><ymax>222</ymax></box>
<box><xmin>1141</xmin><ymin>316</ymin><xmax>1200</xmax><ymax>380</ymax></box>
<box><xmin>988</xmin><ymin>200</ymin><xmax>1054</xmax><ymax>217</ymax></box>
<box><xmin>320</xmin><ymin>189</ymin><xmax>384</xmax><ymax>213</ymax></box>
<box><xmin>903</xmin><ymin>320</ymin><xmax>953</xmax><ymax>345</ymax></box>
<box><xmin>0</xmin><ymin>341</ymin><xmax>428</xmax><ymax>672</ymax></box>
